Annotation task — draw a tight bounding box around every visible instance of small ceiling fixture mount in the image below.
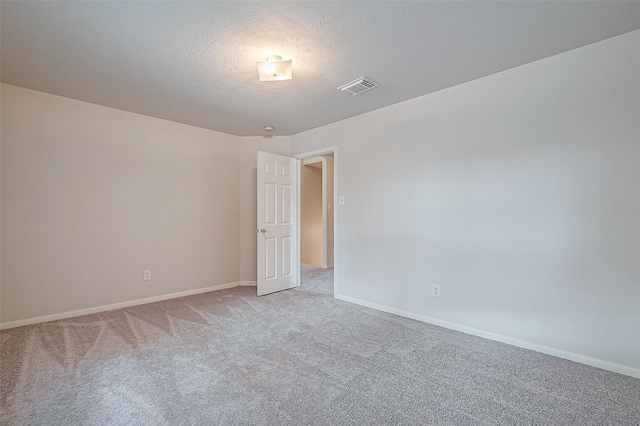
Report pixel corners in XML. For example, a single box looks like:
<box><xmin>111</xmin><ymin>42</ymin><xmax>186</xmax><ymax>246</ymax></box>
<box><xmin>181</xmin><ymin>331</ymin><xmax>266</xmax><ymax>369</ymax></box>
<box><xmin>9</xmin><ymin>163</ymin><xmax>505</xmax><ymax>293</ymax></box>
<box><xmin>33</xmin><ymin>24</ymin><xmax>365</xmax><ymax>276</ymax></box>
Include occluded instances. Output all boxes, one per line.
<box><xmin>256</xmin><ymin>55</ymin><xmax>292</xmax><ymax>82</ymax></box>
<box><xmin>264</xmin><ymin>126</ymin><xmax>275</xmax><ymax>131</ymax></box>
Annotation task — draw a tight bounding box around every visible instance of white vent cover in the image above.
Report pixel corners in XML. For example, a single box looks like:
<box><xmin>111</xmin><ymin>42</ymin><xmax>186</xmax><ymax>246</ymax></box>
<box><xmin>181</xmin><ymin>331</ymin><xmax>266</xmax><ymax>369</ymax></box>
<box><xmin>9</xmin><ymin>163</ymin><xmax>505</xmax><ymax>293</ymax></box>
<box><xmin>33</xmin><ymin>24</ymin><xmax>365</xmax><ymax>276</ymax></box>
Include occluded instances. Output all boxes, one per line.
<box><xmin>337</xmin><ymin>77</ymin><xmax>378</xmax><ymax>96</ymax></box>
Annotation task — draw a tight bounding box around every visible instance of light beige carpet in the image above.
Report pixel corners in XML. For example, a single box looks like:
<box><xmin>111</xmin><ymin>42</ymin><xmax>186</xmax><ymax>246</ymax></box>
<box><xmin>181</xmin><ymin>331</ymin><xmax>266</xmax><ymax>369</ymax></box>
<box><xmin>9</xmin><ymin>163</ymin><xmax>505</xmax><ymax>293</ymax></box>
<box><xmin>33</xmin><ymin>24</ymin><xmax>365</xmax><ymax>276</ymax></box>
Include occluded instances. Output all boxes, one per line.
<box><xmin>1</xmin><ymin>269</ymin><xmax>639</xmax><ymax>425</ymax></box>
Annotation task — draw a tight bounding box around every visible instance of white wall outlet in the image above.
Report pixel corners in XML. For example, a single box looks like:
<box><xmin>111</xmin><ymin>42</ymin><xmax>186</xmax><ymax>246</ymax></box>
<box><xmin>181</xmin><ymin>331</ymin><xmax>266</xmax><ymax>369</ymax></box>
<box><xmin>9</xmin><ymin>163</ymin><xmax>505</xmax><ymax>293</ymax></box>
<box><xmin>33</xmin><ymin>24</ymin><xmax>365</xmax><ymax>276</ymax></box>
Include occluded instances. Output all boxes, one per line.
<box><xmin>339</xmin><ymin>195</ymin><xmax>345</xmax><ymax>206</ymax></box>
<box><xmin>432</xmin><ymin>284</ymin><xmax>441</xmax><ymax>298</ymax></box>
<box><xmin>144</xmin><ymin>270</ymin><xmax>151</xmax><ymax>281</ymax></box>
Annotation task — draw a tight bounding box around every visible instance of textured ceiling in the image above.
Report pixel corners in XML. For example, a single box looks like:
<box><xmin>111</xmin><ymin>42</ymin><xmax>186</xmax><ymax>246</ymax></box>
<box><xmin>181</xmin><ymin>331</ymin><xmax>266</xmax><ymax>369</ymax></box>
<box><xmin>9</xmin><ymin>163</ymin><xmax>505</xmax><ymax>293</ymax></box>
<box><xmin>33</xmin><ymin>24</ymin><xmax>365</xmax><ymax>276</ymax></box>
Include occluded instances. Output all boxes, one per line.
<box><xmin>2</xmin><ymin>1</ymin><xmax>639</xmax><ymax>136</ymax></box>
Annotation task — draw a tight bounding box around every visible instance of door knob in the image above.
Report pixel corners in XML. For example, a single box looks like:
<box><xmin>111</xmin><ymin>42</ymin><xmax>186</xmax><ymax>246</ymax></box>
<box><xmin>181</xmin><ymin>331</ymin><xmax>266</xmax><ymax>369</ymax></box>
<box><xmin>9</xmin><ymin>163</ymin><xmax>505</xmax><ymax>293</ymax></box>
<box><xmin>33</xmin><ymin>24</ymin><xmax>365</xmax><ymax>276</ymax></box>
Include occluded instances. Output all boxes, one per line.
<box><xmin>260</xmin><ymin>229</ymin><xmax>267</xmax><ymax>233</ymax></box>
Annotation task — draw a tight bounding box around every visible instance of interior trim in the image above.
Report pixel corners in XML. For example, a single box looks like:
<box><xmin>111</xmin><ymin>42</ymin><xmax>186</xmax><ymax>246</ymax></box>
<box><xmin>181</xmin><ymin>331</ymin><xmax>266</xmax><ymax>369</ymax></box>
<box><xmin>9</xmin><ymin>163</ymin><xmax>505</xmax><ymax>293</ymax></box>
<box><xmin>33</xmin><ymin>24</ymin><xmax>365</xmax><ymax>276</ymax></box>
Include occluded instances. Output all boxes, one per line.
<box><xmin>0</xmin><ymin>281</ymin><xmax>246</xmax><ymax>330</ymax></box>
<box><xmin>335</xmin><ymin>293</ymin><xmax>640</xmax><ymax>379</ymax></box>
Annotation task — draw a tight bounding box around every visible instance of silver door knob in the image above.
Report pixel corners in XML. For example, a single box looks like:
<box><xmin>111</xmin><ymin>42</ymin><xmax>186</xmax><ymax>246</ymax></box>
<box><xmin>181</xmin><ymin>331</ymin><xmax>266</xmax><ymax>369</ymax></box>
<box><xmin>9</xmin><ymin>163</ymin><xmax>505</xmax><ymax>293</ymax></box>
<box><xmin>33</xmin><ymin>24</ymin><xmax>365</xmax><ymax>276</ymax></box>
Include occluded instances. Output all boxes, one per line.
<box><xmin>260</xmin><ymin>229</ymin><xmax>267</xmax><ymax>233</ymax></box>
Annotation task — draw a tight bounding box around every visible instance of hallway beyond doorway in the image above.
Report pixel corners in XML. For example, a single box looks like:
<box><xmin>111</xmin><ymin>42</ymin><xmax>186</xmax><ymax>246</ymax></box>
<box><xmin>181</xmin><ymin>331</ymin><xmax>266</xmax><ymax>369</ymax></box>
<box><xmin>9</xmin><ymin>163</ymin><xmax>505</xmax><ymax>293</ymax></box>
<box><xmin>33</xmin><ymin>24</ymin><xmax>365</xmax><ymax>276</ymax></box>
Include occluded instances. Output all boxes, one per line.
<box><xmin>298</xmin><ymin>264</ymin><xmax>333</xmax><ymax>295</ymax></box>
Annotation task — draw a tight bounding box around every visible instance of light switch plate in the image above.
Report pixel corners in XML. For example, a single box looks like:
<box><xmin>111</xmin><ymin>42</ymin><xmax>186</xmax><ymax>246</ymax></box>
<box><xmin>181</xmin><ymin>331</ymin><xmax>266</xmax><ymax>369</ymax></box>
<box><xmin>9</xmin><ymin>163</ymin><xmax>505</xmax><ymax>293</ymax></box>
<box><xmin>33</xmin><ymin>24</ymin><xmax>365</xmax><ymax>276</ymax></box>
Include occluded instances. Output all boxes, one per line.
<box><xmin>339</xmin><ymin>196</ymin><xmax>345</xmax><ymax>206</ymax></box>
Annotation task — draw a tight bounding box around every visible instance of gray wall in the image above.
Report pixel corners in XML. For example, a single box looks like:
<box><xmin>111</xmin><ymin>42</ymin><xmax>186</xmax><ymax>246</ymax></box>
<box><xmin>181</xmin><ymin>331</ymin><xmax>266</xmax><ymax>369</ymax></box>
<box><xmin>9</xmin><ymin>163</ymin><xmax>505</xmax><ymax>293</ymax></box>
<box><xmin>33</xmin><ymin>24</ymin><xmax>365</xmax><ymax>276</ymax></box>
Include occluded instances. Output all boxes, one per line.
<box><xmin>291</xmin><ymin>31</ymin><xmax>640</xmax><ymax>370</ymax></box>
<box><xmin>1</xmin><ymin>30</ymin><xmax>638</xmax><ymax>373</ymax></box>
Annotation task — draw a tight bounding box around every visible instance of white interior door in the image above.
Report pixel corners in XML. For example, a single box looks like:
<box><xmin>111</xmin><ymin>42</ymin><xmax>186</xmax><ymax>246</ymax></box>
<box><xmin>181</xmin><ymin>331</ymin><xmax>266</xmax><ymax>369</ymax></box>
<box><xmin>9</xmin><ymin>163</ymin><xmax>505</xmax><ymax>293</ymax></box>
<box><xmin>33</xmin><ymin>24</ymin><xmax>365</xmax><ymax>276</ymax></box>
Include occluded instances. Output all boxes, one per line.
<box><xmin>257</xmin><ymin>151</ymin><xmax>298</xmax><ymax>296</ymax></box>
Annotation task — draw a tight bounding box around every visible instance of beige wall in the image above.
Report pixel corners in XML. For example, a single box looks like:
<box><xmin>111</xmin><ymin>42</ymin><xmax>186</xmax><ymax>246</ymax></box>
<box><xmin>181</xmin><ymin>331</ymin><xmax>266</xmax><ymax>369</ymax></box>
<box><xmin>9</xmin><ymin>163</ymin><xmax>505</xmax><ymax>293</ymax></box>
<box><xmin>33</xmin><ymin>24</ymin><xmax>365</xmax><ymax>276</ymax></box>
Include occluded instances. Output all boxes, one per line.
<box><xmin>2</xmin><ymin>31</ymin><xmax>637</xmax><ymax>375</ymax></box>
<box><xmin>1</xmin><ymin>84</ymin><xmax>241</xmax><ymax>323</ymax></box>
<box><xmin>300</xmin><ymin>163</ymin><xmax>323</xmax><ymax>266</ymax></box>
<box><xmin>299</xmin><ymin>154</ymin><xmax>335</xmax><ymax>268</ymax></box>
<box><xmin>238</xmin><ymin>136</ymin><xmax>291</xmax><ymax>282</ymax></box>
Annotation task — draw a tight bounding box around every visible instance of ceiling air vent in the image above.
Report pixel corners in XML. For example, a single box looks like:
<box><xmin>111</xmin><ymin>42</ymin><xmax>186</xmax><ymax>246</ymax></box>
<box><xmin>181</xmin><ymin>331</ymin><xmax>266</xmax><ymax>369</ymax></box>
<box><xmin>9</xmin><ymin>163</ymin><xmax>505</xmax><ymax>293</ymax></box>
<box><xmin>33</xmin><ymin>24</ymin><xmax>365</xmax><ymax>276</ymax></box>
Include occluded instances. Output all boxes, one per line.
<box><xmin>337</xmin><ymin>77</ymin><xmax>378</xmax><ymax>96</ymax></box>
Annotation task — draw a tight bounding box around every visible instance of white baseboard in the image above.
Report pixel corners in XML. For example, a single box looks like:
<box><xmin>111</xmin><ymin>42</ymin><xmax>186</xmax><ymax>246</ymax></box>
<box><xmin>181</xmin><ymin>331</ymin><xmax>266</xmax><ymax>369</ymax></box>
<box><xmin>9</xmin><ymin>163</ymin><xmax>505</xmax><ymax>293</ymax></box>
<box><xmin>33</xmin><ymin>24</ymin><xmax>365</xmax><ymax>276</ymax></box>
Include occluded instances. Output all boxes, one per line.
<box><xmin>0</xmin><ymin>281</ymin><xmax>246</xmax><ymax>330</ymax></box>
<box><xmin>335</xmin><ymin>294</ymin><xmax>640</xmax><ymax>379</ymax></box>
<box><xmin>239</xmin><ymin>281</ymin><xmax>257</xmax><ymax>286</ymax></box>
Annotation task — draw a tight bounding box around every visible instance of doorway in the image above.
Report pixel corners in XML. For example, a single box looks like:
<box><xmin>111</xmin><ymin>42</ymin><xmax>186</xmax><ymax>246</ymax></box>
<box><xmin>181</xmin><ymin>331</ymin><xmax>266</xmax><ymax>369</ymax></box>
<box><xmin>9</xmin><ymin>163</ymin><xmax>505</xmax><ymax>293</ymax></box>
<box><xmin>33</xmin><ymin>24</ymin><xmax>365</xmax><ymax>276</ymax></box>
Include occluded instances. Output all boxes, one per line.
<box><xmin>296</xmin><ymin>148</ymin><xmax>337</xmax><ymax>296</ymax></box>
<box><xmin>255</xmin><ymin>147</ymin><xmax>338</xmax><ymax>297</ymax></box>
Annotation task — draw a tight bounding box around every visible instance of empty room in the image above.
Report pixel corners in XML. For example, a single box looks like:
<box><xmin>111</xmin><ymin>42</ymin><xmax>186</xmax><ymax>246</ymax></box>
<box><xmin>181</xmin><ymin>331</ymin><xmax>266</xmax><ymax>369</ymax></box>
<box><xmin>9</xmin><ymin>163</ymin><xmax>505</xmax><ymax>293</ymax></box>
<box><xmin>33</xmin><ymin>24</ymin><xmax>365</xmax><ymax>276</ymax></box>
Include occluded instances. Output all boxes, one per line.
<box><xmin>1</xmin><ymin>1</ymin><xmax>639</xmax><ymax>425</ymax></box>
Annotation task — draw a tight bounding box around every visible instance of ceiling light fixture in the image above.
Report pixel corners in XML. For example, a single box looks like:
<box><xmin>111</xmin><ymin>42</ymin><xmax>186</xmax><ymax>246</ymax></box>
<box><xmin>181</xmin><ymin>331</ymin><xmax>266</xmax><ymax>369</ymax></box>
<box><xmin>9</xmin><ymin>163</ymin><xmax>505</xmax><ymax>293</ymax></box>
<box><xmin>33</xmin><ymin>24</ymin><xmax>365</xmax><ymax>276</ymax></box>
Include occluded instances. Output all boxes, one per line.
<box><xmin>264</xmin><ymin>126</ymin><xmax>275</xmax><ymax>131</ymax></box>
<box><xmin>256</xmin><ymin>55</ymin><xmax>292</xmax><ymax>81</ymax></box>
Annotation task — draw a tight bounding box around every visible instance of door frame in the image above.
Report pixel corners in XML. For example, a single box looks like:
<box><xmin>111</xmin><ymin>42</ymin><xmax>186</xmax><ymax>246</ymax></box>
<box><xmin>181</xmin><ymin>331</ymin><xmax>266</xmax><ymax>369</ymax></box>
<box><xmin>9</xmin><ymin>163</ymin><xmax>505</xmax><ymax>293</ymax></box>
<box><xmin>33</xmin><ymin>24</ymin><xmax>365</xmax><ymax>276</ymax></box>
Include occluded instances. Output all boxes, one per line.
<box><xmin>294</xmin><ymin>146</ymin><xmax>339</xmax><ymax>297</ymax></box>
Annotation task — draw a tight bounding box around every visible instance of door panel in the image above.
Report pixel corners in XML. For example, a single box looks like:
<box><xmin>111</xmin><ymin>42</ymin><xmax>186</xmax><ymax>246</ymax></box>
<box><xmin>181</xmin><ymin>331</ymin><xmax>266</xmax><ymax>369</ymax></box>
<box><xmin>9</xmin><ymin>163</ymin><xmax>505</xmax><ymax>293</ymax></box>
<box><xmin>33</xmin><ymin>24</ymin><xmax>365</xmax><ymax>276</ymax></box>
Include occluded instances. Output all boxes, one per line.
<box><xmin>265</xmin><ymin>237</ymin><xmax>277</xmax><ymax>279</ymax></box>
<box><xmin>282</xmin><ymin>236</ymin><xmax>292</xmax><ymax>277</ymax></box>
<box><xmin>281</xmin><ymin>185</ymin><xmax>292</xmax><ymax>224</ymax></box>
<box><xmin>257</xmin><ymin>151</ymin><xmax>298</xmax><ymax>296</ymax></box>
<box><xmin>265</xmin><ymin>183</ymin><xmax>276</xmax><ymax>224</ymax></box>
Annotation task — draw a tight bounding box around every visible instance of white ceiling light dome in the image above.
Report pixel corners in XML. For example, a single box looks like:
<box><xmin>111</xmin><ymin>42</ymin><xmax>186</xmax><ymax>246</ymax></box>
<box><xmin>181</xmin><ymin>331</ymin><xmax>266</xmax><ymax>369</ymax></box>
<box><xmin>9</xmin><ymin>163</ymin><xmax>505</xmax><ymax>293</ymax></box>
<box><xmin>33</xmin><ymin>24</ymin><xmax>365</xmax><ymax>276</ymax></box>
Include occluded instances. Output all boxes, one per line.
<box><xmin>256</xmin><ymin>55</ymin><xmax>292</xmax><ymax>82</ymax></box>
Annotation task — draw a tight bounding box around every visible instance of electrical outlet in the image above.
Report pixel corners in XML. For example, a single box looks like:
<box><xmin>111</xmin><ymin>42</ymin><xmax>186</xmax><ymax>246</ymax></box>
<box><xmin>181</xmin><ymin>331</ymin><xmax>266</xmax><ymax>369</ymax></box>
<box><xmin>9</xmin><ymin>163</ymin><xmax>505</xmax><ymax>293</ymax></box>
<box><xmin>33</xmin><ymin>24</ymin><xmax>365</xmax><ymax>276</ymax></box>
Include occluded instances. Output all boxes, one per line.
<box><xmin>432</xmin><ymin>284</ymin><xmax>441</xmax><ymax>298</ymax></box>
<box><xmin>144</xmin><ymin>270</ymin><xmax>151</xmax><ymax>281</ymax></box>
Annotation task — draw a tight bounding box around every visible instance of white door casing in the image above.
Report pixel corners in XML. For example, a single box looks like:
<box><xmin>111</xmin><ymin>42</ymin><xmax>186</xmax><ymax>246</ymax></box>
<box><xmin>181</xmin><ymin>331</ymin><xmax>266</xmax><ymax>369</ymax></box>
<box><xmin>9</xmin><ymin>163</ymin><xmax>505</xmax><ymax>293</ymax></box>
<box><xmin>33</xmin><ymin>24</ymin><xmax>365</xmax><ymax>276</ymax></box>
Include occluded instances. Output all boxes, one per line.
<box><xmin>294</xmin><ymin>146</ymin><xmax>338</xmax><ymax>298</ymax></box>
<box><xmin>257</xmin><ymin>151</ymin><xmax>298</xmax><ymax>296</ymax></box>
